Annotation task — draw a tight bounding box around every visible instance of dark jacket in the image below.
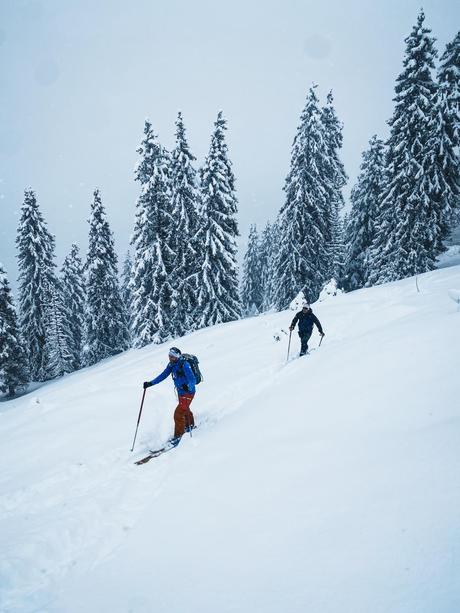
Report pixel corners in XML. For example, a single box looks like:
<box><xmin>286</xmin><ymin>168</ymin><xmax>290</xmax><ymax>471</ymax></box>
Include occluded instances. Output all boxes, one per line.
<box><xmin>149</xmin><ymin>357</ymin><xmax>196</xmax><ymax>396</ymax></box>
<box><xmin>290</xmin><ymin>308</ymin><xmax>323</xmax><ymax>336</ymax></box>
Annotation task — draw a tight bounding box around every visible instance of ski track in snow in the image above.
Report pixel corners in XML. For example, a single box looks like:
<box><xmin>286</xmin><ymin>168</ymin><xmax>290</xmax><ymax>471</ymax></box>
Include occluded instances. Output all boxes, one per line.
<box><xmin>0</xmin><ymin>317</ymin><xmax>286</xmax><ymax>612</ymax></box>
<box><xmin>1</xmin><ymin>265</ymin><xmax>460</xmax><ymax>612</ymax></box>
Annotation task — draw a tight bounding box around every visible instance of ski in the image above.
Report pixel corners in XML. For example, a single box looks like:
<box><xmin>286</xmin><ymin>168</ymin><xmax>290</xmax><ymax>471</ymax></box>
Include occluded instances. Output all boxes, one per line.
<box><xmin>283</xmin><ymin>348</ymin><xmax>317</xmax><ymax>365</ymax></box>
<box><xmin>134</xmin><ymin>437</ymin><xmax>182</xmax><ymax>465</ymax></box>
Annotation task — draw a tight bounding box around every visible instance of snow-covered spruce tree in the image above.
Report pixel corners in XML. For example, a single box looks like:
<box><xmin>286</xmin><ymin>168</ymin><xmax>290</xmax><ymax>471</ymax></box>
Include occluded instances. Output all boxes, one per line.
<box><xmin>424</xmin><ymin>82</ymin><xmax>460</xmax><ymax>253</ymax></box>
<box><xmin>241</xmin><ymin>224</ymin><xmax>263</xmax><ymax>315</ymax></box>
<box><xmin>274</xmin><ymin>86</ymin><xmax>330</xmax><ymax>309</ymax></box>
<box><xmin>130</xmin><ymin>120</ymin><xmax>175</xmax><ymax>346</ymax></box>
<box><xmin>16</xmin><ymin>190</ymin><xmax>57</xmax><ymax>381</ymax></box>
<box><xmin>259</xmin><ymin>220</ymin><xmax>279</xmax><ymax>312</ymax></box>
<box><xmin>169</xmin><ymin>112</ymin><xmax>201</xmax><ymax>336</ymax></box>
<box><xmin>344</xmin><ymin>135</ymin><xmax>386</xmax><ymax>290</ymax></box>
<box><xmin>438</xmin><ymin>31</ymin><xmax>460</xmax><ymax>153</ymax></box>
<box><xmin>0</xmin><ymin>264</ymin><xmax>28</xmax><ymax>397</ymax></box>
<box><xmin>371</xmin><ymin>10</ymin><xmax>440</xmax><ymax>283</ymax></box>
<box><xmin>43</xmin><ymin>277</ymin><xmax>73</xmax><ymax>378</ymax></box>
<box><xmin>258</xmin><ymin>221</ymin><xmax>272</xmax><ymax>312</ymax></box>
<box><xmin>120</xmin><ymin>250</ymin><xmax>133</xmax><ymax>329</ymax></box>
<box><xmin>85</xmin><ymin>189</ymin><xmax>129</xmax><ymax>365</ymax></box>
<box><xmin>61</xmin><ymin>244</ymin><xmax>85</xmax><ymax>371</ymax></box>
<box><xmin>320</xmin><ymin>91</ymin><xmax>348</xmax><ymax>281</ymax></box>
<box><xmin>195</xmin><ymin>112</ymin><xmax>241</xmax><ymax>327</ymax></box>
<box><xmin>434</xmin><ymin>31</ymin><xmax>460</xmax><ymax>236</ymax></box>
<box><xmin>329</xmin><ymin>205</ymin><xmax>346</xmax><ymax>287</ymax></box>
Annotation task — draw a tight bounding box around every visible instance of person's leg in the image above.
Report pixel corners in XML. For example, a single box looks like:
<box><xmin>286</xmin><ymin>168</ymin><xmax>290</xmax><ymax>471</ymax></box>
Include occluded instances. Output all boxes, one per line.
<box><xmin>173</xmin><ymin>404</ymin><xmax>186</xmax><ymax>438</ymax></box>
<box><xmin>299</xmin><ymin>333</ymin><xmax>306</xmax><ymax>355</ymax></box>
<box><xmin>187</xmin><ymin>404</ymin><xmax>195</xmax><ymax>428</ymax></box>
<box><xmin>174</xmin><ymin>393</ymin><xmax>195</xmax><ymax>438</ymax></box>
<box><xmin>299</xmin><ymin>332</ymin><xmax>312</xmax><ymax>355</ymax></box>
<box><xmin>184</xmin><ymin>406</ymin><xmax>195</xmax><ymax>431</ymax></box>
<box><xmin>184</xmin><ymin>393</ymin><xmax>195</xmax><ymax>430</ymax></box>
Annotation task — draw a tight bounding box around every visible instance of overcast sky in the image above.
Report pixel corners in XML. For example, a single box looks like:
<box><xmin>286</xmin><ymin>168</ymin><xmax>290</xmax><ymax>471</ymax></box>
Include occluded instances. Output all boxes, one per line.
<box><xmin>1</xmin><ymin>0</ymin><xmax>459</xmax><ymax>289</ymax></box>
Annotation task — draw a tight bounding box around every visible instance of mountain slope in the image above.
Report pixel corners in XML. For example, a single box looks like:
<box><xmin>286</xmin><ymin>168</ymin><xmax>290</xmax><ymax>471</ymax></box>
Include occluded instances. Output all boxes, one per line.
<box><xmin>1</xmin><ymin>266</ymin><xmax>460</xmax><ymax>613</ymax></box>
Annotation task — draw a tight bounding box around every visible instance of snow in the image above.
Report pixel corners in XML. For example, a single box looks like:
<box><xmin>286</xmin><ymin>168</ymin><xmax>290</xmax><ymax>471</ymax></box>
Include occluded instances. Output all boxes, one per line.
<box><xmin>1</xmin><ymin>265</ymin><xmax>460</xmax><ymax>613</ymax></box>
<box><xmin>317</xmin><ymin>277</ymin><xmax>343</xmax><ymax>301</ymax></box>
<box><xmin>289</xmin><ymin>290</ymin><xmax>307</xmax><ymax>310</ymax></box>
<box><xmin>448</xmin><ymin>288</ymin><xmax>460</xmax><ymax>308</ymax></box>
<box><xmin>437</xmin><ymin>244</ymin><xmax>460</xmax><ymax>269</ymax></box>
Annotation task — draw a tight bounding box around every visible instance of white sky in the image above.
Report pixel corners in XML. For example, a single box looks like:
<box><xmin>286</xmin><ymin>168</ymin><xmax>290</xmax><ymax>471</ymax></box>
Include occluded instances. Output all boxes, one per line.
<box><xmin>1</xmin><ymin>0</ymin><xmax>459</xmax><ymax>288</ymax></box>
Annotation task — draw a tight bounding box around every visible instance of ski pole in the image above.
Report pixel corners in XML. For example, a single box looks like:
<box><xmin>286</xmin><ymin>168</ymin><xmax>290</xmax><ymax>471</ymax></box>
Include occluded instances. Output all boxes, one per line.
<box><xmin>287</xmin><ymin>330</ymin><xmax>292</xmax><ymax>362</ymax></box>
<box><xmin>130</xmin><ymin>388</ymin><xmax>146</xmax><ymax>452</ymax></box>
<box><xmin>319</xmin><ymin>333</ymin><xmax>324</xmax><ymax>347</ymax></box>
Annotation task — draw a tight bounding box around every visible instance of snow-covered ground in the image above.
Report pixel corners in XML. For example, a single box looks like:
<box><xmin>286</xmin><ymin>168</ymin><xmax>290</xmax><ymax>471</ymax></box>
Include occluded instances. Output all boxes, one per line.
<box><xmin>437</xmin><ymin>244</ymin><xmax>460</xmax><ymax>269</ymax></box>
<box><xmin>1</xmin><ymin>266</ymin><xmax>460</xmax><ymax>613</ymax></box>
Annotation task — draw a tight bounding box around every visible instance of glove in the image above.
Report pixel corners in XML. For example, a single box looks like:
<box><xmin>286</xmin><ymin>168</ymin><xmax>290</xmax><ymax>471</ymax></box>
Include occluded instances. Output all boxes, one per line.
<box><xmin>321</xmin><ymin>332</ymin><xmax>325</xmax><ymax>337</ymax></box>
<box><xmin>143</xmin><ymin>381</ymin><xmax>152</xmax><ymax>389</ymax></box>
<box><xmin>181</xmin><ymin>384</ymin><xmax>189</xmax><ymax>392</ymax></box>
<box><xmin>289</xmin><ymin>326</ymin><xmax>294</xmax><ymax>332</ymax></box>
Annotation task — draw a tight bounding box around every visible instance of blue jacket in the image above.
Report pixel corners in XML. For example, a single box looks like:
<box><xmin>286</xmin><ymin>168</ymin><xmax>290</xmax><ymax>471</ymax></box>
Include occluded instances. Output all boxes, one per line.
<box><xmin>149</xmin><ymin>358</ymin><xmax>196</xmax><ymax>396</ymax></box>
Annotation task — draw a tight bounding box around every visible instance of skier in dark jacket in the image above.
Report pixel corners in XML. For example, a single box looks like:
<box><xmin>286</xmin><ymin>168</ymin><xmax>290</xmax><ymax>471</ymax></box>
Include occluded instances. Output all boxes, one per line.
<box><xmin>143</xmin><ymin>347</ymin><xmax>196</xmax><ymax>442</ymax></box>
<box><xmin>289</xmin><ymin>303</ymin><xmax>324</xmax><ymax>356</ymax></box>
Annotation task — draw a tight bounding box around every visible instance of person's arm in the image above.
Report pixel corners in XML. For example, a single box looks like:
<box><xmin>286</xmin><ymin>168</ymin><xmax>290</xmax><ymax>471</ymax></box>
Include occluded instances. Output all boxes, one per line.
<box><xmin>290</xmin><ymin>313</ymin><xmax>300</xmax><ymax>331</ymax></box>
<box><xmin>313</xmin><ymin>314</ymin><xmax>324</xmax><ymax>335</ymax></box>
<box><xmin>144</xmin><ymin>363</ymin><xmax>172</xmax><ymax>388</ymax></box>
<box><xmin>180</xmin><ymin>360</ymin><xmax>196</xmax><ymax>393</ymax></box>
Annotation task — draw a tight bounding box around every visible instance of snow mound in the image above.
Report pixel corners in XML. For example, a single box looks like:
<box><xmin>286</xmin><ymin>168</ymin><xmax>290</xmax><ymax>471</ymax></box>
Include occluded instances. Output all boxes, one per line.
<box><xmin>289</xmin><ymin>290</ymin><xmax>307</xmax><ymax>310</ymax></box>
<box><xmin>317</xmin><ymin>277</ymin><xmax>343</xmax><ymax>302</ymax></box>
<box><xmin>437</xmin><ymin>244</ymin><xmax>460</xmax><ymax>269</ymax></box>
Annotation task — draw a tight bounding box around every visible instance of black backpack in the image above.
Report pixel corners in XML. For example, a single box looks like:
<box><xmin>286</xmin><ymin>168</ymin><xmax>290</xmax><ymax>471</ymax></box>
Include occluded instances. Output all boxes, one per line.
<box><xmin>180</xmin><ymin>354</ymin><xmax>203</xmax><ymax>385</ymax></box>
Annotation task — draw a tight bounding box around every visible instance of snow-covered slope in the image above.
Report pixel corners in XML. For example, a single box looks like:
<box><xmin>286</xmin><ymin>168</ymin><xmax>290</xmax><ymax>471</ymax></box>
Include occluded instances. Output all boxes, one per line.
<box><xmin>438</xmin><ymin>244</ymin><xmax>460</xmax><ymax>269</ymax></box>
<box><xmin>1</xmin><ymin>266</ymin><xmax>460</xmax><ymax>613</ymax></box>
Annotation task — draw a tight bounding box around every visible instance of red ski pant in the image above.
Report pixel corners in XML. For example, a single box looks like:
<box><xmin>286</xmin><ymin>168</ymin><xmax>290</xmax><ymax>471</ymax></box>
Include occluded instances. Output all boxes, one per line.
<box><xmin>174</xmin><ymin>393</ymin><xmax>195</xmax><ymax>438</ymax></box>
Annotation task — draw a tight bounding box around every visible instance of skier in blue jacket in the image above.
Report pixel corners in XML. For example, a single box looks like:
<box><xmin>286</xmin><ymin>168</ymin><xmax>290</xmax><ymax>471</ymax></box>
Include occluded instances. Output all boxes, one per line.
<box><xmin>143</xmin><ymin>347</ymin><xmax>196</xmax><ymax>442</ymax></box>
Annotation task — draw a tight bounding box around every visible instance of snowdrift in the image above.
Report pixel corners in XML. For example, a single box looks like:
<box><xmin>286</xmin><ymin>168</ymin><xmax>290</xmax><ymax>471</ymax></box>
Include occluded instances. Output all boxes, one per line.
<box><xmin>1</xmin><ymin>266</ymin><xmax>460</xmax><ymax>613</ymax></box>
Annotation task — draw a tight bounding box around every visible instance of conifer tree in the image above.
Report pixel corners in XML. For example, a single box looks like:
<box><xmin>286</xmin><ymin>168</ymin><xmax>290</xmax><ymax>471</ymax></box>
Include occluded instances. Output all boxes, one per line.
<box><xmin>258</xmin><ymin>221</ymin><xmax>272</xmax><ymax>312</ymax></box>
<box><xmin>371</xmin><ymin>11</ymin><xmax>440</xmax><ymax>283</ymax></box>
<box><xmin>259</xmin><ymin>221</ymin><xmax>279</xmax><ymax>312</ymax></box>
<box><xmin>424</xmin><ymin>85</ymin><xmax>460</xmax><ymax>253</ymax></box>
<box><xmin>274</xmin><ymin>86</ymin><xmax>330</xmax><ymax>309</ymax></box>
<box><xmin>241</xmin><ymin>224</ymin><xmax>262</xmax><ymax>315</ymax></box>
<box><xmin>16</xmin><ymin>190</ymin><xmax>57</xmax><ymax>381</ymax></box>
<box><xmin>434</xmin><ymin>31</ymin><xmax>460</xmax><ymax>236</ymax></box>
<box><xmin>130</xmin><ymin>120</ymin><xmax>175</xmax><ymax>346</ymax></box>
<box><xmin>44</xmin><ymin>277</ymin><xmax>73</xmax><ymax>378</ymax></box>
<box><xmin>438</xmin><ymin>31</ymin><xmax>460</xmax><ymax>151</ymax></box>
<box><xmin>329</xmin><ymin>206</ymin><xmax>346</xmax><ymax>286</ymax></box>
<box><xmin>195</xmin><ymin>112</ymin><xmax>241</xmax><ymax>327</ymax></box>
<box><xmin>120</xmin><ymin>250</ymin><xmax>133</xmax><ymax>329</ymax></box>
<box><xmin>0</xmin><ymin>264</ymin><xmax>28</xmax><ymax>397</ymax></box>
<box><xmin>85</xmin><ymin>189</ymin><xmax>129</xmax><ymax>365</ymax></box>
<box><xmin>321</xmin><ymin>91</ymin><xmax>348</xmax><ymax>280</ymax></box>
<box><xmin>61</xmin><ymin>244</ymin><xmax>85</xmax><ymax>371</ymax></box>
<box><xmin>345</xmin><ymin>136</ymin><xmax>386</xmax><ymax>290</ymax></box>
<box><xmin>169</xmin><ymin>112</ymin><xmax>201</xmax><ymax>336</ymax></box>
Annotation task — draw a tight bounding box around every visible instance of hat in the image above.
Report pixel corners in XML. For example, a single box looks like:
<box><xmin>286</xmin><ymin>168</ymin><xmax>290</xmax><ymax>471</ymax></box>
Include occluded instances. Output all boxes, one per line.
<box><xmin>302</xmin><ymin>302</ymin><xmax>310</xmax><ymax>309</ymax></box>
<box><xmin>168</xmin><ymin>347</ymin><xmax>182</xmax><ymax>358</ymax></box>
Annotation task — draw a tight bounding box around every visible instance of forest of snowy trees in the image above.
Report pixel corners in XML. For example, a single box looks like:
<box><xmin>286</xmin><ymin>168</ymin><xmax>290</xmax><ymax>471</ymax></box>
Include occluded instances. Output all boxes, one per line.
<box><xmin>1</xmin><ymin>11</ymin><xmax>459</xmax><ymax>398</ymax></box>
<box><xmin>0</xmin><ymin>112</ymin><xmax>240</xmax><ymax>397</ymax></box>
<box><xmin>241</xmin><ymin>11</ymin><xmax>460</xmax><ymax>314</ymax></box>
